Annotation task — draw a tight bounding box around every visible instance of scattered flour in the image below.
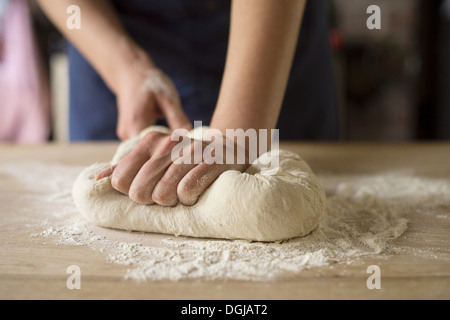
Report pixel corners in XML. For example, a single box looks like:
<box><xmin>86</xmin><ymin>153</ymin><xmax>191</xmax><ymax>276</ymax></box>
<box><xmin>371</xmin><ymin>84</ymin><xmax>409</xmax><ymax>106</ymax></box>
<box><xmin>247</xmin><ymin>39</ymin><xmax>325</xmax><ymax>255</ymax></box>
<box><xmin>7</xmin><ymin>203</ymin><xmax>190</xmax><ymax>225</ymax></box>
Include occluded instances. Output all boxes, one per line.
<box><xmin>1</xmin><ymin>162</ymin><xmax>449</xmax><ymax>281</ymax></box>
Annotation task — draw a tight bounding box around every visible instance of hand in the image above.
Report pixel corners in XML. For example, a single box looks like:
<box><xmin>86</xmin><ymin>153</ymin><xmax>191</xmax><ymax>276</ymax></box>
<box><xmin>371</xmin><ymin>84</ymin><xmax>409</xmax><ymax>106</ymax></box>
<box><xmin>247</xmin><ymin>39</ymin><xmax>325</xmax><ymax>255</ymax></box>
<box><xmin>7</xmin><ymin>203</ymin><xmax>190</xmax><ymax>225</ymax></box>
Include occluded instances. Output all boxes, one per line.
<box><xmin>114</xmin><ymin>57</ymin><xmax>192</xmax><ymax>140</ymax></box>
<box><xmin>97</xmin><ymin>131</ymin><xmax>250</xmax><ymax>206</ymax></box>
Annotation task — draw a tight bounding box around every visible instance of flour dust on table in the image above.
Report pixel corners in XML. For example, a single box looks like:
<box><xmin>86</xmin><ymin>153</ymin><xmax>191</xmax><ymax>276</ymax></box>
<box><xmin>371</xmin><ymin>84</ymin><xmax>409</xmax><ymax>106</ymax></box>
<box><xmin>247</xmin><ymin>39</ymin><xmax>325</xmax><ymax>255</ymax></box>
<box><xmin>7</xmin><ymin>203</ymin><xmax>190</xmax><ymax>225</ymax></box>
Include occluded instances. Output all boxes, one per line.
<box><xmin>2</xmin><ymin>159</ymin><xmax>449</xmax><ymax>281</ymax></box>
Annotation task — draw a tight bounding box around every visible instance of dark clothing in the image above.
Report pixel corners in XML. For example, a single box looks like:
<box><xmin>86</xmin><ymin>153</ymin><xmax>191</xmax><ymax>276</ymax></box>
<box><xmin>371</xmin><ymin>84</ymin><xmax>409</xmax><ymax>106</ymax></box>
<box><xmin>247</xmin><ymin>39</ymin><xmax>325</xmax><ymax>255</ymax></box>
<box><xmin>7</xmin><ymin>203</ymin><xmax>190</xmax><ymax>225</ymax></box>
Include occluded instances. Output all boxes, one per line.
<box><xmin>68</xmin><ymin>0</ymin><xmax>338</xmax><ymax>141</ymax></box>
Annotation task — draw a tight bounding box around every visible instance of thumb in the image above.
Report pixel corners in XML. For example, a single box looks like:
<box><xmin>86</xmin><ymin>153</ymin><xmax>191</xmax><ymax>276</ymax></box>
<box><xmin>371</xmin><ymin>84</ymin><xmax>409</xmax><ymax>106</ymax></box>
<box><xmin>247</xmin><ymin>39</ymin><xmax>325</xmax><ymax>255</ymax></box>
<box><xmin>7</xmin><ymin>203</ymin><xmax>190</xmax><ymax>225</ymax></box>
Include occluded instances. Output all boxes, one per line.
<box><xmin>116</xmin><ymin>116</ymin><xmax>143</xmax><ymax>141</ymax></box>
<box><xmin>156</xmin><ymin>93</ymin><xmax>192</xmax><ymax>131</ymax></box>
<box><xmin>96</xmin><ymin>165</ymin><xmax>117</xmax><ymax>180</ymax></box>
<box><xmin>116</xmin><ymin>96</ymin><xmax>159</xmax><ymax>140</ymax></box>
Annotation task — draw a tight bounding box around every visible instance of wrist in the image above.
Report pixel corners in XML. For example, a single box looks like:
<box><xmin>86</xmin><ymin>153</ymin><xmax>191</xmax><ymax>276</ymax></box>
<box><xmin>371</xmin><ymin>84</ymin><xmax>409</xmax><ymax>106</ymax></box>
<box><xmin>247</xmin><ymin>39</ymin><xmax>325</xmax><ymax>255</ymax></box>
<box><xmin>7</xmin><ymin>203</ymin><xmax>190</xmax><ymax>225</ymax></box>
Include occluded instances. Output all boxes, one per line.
<box><xmin>102</xmin><ymin>37</ymin><xmax>156</xmax><ymax>94</ymax></box>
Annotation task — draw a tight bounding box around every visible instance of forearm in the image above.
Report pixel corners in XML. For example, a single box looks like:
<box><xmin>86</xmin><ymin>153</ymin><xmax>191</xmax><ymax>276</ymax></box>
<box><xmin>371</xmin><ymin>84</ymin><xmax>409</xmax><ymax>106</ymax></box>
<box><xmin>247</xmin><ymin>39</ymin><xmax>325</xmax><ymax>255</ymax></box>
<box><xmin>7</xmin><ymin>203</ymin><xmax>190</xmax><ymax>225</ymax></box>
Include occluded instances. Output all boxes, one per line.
<box><xmin>211</xmin><ymin>0</ymin><xmax>306</xmax><ymax>132</ymax></box>
<box><xmin>37</xmin><ymin>0</ymin><xmax>153</xmax><ymax>93</ymax></box>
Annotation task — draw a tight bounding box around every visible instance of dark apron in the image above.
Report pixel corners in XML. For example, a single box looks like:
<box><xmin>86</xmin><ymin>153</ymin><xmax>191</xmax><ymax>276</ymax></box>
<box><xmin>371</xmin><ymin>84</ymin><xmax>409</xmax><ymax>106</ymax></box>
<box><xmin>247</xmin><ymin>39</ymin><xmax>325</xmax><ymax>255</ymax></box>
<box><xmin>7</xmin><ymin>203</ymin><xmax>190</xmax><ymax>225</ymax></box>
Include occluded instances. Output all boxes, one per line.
<box><xmin>68</xmin><ymin>0</ymin><xmax>338</xmax><ymax>140</ymax></box>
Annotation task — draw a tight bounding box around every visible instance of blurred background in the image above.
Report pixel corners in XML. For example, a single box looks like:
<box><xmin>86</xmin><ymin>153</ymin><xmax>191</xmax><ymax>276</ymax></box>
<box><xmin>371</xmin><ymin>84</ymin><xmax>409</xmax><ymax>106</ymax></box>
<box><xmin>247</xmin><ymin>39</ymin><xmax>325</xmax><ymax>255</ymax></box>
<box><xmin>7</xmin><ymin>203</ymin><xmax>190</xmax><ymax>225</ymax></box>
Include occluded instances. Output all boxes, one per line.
<box><xmin>0</xmin><ymin>0</ymin><xmax>449</xmax><ymax>143</ymax></box>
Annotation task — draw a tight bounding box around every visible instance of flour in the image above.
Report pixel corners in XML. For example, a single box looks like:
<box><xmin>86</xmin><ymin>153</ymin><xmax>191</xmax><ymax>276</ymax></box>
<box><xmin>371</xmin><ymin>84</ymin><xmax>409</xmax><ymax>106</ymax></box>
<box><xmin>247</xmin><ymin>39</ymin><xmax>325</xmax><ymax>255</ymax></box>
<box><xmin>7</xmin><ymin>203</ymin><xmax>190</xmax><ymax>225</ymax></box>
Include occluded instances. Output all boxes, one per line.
<box><xmin>73</xmin><ymin>148</ymin><xmax>326</xmax><ymax>242</ymax></box>
<box><xmin>1</xmin><ymin>162</ymin><xmax>449</xmax><ymax>282</ymax></box>
<box><xmin>73</xmin><ymin>128</ymin><xmax>326</xmax><ymax>242</ymax></box>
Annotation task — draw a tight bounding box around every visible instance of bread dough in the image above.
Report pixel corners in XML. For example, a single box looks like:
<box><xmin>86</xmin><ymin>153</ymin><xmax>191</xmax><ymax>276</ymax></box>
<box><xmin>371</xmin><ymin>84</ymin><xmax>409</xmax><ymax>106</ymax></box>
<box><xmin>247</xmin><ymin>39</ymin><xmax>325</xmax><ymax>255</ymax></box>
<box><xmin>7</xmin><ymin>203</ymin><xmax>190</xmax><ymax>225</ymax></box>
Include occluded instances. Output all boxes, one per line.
<box><xmin>72</xmin><ymin>127</ymin><xmax>326</xmax><ymax>242</ymax></box>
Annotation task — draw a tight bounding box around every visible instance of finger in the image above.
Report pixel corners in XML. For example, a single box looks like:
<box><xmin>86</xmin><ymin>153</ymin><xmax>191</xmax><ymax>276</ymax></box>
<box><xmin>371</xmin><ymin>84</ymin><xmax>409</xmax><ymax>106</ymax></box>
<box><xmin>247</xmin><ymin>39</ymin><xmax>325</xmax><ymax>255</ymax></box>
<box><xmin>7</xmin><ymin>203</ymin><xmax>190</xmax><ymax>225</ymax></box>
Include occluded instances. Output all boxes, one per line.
<box><xmin>110</xmin><ymin>133</ymin><xmax>161</xmax><ymax>194</ymax></box>
<box><xmin>152</xmin><ymin>139</ymin><xmax>201</xmax><ymax>206</ymax></box>
<box><xmin>128</xmin><ymin>153</ymin><xmax>174</xmax><ymax>205</ymax></box>
<box><xmin>177</xmin><ymin>163</ymin><xmax>229</xmax><ymax>206</ymax></box>
<box><xmin>116</xmin><ymin>95</ymin><xmax>159</xmax><ymax>141</ymax></box>
<box><xmin>155</xmin><ymin>93</ymin><xmax>192</xmax><ymax>131</ymax></box>
<box><xmin>117</xmin><ymin>114</ymin><xmax>158</xmax><ymax>141</ymax></box>
<box><xmin>152</xmin><ymin>161</ymin><xmax>198</xmax><ymax>207</ymax></box>
<box><xmin>96</xmin><ymin>165</ymin><xmax>117</xmax><ymax>180</ymax></box>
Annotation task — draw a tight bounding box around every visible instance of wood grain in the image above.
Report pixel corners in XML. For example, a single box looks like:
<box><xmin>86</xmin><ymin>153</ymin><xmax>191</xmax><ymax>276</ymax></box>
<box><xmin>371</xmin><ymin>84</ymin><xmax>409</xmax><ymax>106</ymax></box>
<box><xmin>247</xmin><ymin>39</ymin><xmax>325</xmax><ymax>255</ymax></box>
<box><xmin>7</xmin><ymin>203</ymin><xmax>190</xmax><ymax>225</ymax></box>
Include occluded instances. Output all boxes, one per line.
<box><xmin>0</xmin><ymin>142</ymin><xmax>449</xmax><ymax>300</ymax></box>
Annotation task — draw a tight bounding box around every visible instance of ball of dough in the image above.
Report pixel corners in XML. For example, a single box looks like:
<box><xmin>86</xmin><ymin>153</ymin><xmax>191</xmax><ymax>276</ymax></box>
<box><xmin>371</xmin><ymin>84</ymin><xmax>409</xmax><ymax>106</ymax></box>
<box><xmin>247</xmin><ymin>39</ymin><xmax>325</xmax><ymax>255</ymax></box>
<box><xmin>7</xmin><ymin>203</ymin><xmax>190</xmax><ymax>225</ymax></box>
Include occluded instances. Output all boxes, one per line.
<box><xmin>72</xmin><ymin>127</ymin><xmax>326</xmax><ymax>242</ymax></box>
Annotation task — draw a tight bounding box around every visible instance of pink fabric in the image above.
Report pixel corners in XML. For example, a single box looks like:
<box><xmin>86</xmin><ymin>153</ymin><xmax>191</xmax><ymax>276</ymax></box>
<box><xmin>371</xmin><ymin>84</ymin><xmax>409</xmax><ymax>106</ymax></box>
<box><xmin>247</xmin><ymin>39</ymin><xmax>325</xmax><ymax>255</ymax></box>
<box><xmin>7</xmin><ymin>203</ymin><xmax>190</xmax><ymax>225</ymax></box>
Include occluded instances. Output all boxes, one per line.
<box><xmin>0</xmin><ymin>0</ymin><xmax>50</xmax><ymax>143</ymax></box>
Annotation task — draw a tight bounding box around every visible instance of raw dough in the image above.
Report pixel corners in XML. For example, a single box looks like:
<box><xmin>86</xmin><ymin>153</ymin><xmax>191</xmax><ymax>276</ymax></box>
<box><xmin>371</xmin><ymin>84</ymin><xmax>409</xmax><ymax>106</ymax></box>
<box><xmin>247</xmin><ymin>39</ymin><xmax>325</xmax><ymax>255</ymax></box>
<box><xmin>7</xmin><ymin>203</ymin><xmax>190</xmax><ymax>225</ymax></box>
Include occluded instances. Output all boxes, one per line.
<box><xmin>72</xmin><ymin>127</ymin><xmax>326</xmax><ymax>242</ymax></box>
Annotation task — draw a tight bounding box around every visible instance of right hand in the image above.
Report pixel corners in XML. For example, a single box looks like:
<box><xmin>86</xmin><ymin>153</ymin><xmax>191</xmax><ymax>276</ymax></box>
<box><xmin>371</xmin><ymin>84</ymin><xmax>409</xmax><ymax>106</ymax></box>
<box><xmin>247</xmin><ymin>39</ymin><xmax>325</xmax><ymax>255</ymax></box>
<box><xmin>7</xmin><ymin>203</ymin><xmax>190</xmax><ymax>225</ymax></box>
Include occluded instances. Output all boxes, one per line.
<box><xmin>97</xmin><ymin>130</ymin><xmax>250</xmax><ymax>207</ymax></box>
<box><xmin>114</xmin><ymin>55</ymin><xmax>192</xmax><ymax>140</ymax></box>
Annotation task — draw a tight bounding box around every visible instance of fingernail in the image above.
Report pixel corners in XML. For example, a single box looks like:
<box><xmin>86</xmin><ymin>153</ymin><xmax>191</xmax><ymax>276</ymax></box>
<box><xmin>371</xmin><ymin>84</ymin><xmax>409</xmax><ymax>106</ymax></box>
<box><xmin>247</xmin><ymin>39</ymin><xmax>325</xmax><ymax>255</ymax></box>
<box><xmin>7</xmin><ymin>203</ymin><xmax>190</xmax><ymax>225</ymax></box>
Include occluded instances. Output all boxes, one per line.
<box><xmin>96</xmin><ymin>165</ymin><xmax>116</xmax><ymax>180</ymax></box>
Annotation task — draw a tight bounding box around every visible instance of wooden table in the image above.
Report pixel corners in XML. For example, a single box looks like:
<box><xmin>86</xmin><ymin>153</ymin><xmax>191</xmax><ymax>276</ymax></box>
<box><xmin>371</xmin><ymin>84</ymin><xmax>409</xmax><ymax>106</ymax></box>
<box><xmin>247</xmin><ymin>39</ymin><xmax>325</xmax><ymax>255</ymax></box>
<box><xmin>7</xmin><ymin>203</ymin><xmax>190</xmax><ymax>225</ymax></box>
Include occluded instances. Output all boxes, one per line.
<box><xmin>1</xmin><ymin>142</ymin><xmax>449</xmax><ymax>300</ymax></box>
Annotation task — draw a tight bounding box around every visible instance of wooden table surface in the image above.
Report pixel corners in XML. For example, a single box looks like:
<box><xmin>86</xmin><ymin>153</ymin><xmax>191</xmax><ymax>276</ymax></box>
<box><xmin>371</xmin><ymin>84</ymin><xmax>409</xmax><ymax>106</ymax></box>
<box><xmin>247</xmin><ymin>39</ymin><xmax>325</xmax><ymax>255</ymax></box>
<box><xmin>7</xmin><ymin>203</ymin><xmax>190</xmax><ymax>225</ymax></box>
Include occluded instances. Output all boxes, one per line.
<box><xmin>1</xmin><ymin>142</ymin><xmax>449</xmax><ymax>300</ymax></box>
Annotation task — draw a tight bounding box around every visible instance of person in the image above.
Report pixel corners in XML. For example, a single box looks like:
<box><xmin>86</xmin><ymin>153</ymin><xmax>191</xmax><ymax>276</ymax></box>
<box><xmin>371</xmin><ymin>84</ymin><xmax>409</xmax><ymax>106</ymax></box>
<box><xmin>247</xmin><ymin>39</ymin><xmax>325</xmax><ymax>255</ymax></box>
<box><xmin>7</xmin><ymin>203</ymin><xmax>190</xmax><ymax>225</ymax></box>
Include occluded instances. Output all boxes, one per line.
<box><xmin>38</xmin><ymin>0</ymin><xmax>338</xmax><ymax>207</ymax></box>
<box><xmin>0</xmin><ymin>0</ymin><xmax>50</xmax><ymax>143</ymax></box>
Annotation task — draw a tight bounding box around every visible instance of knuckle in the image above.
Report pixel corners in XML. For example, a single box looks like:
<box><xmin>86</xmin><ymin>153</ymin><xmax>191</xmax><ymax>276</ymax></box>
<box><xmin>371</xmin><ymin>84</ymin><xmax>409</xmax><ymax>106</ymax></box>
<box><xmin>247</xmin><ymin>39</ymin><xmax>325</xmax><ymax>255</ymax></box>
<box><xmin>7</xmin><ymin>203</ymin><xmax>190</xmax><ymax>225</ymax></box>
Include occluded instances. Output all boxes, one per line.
<box><xmin>153</xmin><ymin>135</ymin><xmax>177</xmax><ymax>156</ymax></box>
<box><xmin>177</xmin><ymin>179</ymin><xmax>198</xmax><ymax>206</ymax></box>
<box><xmin>129</xmin><ymin>185</ymin><xmax>153</xmax><ymax>205</ymax></box>
<box><xmin>141</xmin><ymin>131</ymin><xmax>160</xmax><ymax>145</ymax></box>
<box><xmin>111</xmin><ymin>172</ymin><xmax>129</xmax><ymax>194</ymax></box>
<box><xmin>152</xmin><ymin>188</ymin><xmax>178</xmax><ymax>207</ymax></box>
<box><xmin>152</xmin><ymin>175</ymin><xmax>179</xmax><ymax>207</ymax></box>
<box><xmin>161</xmin><ymin>135</ymin><xmax>176</xmax><ymax>149</ymax></box>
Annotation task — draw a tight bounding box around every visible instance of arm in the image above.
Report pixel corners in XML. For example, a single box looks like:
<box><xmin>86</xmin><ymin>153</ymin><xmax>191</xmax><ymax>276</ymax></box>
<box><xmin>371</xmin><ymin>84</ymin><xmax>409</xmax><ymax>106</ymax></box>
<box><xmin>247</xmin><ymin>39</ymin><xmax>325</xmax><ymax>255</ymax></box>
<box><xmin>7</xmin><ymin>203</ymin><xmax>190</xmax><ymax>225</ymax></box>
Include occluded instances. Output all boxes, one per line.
<box><xmin>99</xmin><ymin>0</ymin><xmax>308</xmax><ymax>207</ymax></box>
<box><xmin>211</xmin><ymin>0</ymin><xmax>306</xmax><ymax>132</ymax></box>
<box><xmin>38</xmin><ymin>0</ymin><xmax>191</xmax><ymax>139</ymax></box>
<box><xmin>38</xmin><ymin>0</ymin><xmax>144</xmax><ymax>93</ymax></box>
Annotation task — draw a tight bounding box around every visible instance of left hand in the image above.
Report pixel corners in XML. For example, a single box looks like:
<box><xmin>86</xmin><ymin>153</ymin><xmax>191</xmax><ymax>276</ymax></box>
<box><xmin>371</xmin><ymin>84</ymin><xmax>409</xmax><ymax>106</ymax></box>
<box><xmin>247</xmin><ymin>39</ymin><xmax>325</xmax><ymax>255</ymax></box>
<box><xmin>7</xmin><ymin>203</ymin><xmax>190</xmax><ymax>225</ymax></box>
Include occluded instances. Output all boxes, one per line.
<box><xmin>97</xmin><ymin>130</ymin><xmax>249</xmax><ymax>207</ymax></box>
<box><xmin>114</xmin><ymin>61</ymin><xmax>192</xmax><ymax>140</ymax></box>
